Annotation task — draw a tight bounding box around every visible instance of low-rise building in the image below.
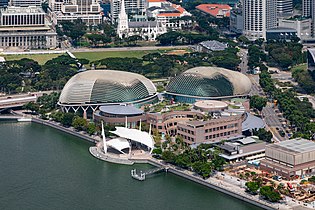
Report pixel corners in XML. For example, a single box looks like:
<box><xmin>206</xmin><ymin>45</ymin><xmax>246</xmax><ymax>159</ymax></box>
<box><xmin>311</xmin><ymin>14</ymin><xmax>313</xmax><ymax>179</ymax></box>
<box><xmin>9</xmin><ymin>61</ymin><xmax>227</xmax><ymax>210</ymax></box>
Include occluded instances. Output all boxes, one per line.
<box><xmin>94</xmin><ymin>105</ymin><xmax>146</xmax><ymax>128</ymax></box>
<box><xmin>230</xmin><ymin>7</ymin><xmax>243</xmax><ymax>34</ymax></box>
<box><xmin>195</xmin><ymin>40</ymin><xmax>228</xmax><ymax>53</ymax></box>
<box><xmin>278</xmin><ymin>17</ymin><xmax>312</xmax><ymax>41</ymax></box>
<box><xmin>216</xmin><ymin>136</ymin><xmax>266</xmax><ymax>162</ymax></box>
<box><xmin>147</xmin><ymin>1</ymin><xmax>192</xmax><ymax>29</ymax></box>
<box><xmin>0</xmin><ymin>6</ymin><xmax>57</xmax><ymax>49</ymax></box>
<box><xmin>196</xmin><ymin>4</ymin><xmax>231</xmax><ymax>18</ymax></box>
<box><xmin>177</xmin><ymin>115</ymin><xmax>243</xmax><ymax>144</ymax></box>
<box><xmin>260</xmin><ymin>139</ymin><xmax>315</xmax><ymax>179</ymax></box>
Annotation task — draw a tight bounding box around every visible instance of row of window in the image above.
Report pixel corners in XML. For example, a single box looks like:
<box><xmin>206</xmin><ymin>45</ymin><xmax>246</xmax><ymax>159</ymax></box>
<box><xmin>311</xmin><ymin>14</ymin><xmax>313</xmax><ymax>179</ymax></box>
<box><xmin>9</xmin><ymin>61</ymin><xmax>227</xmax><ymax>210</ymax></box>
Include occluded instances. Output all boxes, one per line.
<box><xmin>205</xmin><ymin>130</ymin><xmax>238</xmax><ymax>140</ymax></box>
<box><xmin>1</xmin><ymin>14</ymin><xmax>45</xmax><ymax>26</ymax></box>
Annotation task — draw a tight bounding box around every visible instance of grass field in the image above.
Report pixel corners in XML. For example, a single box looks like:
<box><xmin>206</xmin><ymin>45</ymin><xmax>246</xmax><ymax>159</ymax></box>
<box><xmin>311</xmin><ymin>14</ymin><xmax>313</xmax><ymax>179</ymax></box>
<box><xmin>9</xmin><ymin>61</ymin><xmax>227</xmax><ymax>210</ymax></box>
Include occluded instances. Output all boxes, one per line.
<box><xmin>73</xmin><ymin>50</ymin><xmax>163</xmax><ymax>62</ymax></box>
<box><xmin>4</xmin><ymin>53</ymin><xmax>64</xmax><ymax>65</ymax></box>
<box><xmin>290</xmin><ymin>63</ymin><xmax>307</xmax><ymax>72</ymax></box>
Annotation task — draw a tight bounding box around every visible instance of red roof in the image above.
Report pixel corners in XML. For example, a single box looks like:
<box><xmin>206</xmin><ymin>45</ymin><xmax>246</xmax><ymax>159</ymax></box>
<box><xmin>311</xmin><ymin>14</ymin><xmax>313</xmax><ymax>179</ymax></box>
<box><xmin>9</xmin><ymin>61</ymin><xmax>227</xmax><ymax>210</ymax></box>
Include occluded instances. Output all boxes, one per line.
<box><xmin>157</xmin><ymin>13</ymin><xmax>181</xmax><ymax>17</ymax></box>
<box><xmin>196</xmin><ymin>4</ymin><xmax>231</xmax><ymax>17</ymax></box>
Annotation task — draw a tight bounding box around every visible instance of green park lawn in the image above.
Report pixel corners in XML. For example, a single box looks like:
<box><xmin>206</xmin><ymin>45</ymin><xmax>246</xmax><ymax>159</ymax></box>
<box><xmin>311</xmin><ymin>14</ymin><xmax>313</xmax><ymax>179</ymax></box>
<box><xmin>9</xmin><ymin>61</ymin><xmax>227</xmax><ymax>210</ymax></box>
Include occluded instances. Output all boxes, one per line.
<box><xmin>73</xmin><ymin>50</ymin><xmax>161</xmax><ymax>62</ymax></box>
<box><xmin>4</xmin><ymin>53</ymin><xmax>64</xmax><ymax>65</ymax></box>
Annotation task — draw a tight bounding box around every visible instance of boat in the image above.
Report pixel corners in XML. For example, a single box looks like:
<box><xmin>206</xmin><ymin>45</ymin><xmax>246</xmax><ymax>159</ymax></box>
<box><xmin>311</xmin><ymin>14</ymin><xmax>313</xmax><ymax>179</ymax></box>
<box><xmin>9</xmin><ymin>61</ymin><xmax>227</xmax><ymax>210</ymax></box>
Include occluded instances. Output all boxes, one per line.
<box><xmin>17</xmin><ymin>118</ymin><xmax>32</xmax><ymax>122</ymax></box>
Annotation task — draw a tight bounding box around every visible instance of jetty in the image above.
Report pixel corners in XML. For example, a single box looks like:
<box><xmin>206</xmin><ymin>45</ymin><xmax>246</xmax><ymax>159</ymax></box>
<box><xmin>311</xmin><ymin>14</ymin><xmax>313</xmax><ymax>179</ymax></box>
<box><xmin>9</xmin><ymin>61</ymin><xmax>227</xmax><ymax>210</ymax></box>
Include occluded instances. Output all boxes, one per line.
<box><xmin>131</xmin><ymin>167</ymin><xmax>167</xmax><ymax>181</ymax></box>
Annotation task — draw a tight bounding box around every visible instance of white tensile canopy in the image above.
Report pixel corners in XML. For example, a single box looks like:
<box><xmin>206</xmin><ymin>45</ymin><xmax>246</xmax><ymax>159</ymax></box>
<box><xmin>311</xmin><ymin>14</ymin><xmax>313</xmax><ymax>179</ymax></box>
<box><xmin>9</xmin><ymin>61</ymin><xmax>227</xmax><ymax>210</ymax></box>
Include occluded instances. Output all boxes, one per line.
<box><xmin>110</xmin><ymin>127</ymin><xmax>154</xmax><ymax>152</ymax></box>
<box><xmin>107</xmin><ymin>137</ymin><xmax>130</xmax><ymax>154</ymax></box>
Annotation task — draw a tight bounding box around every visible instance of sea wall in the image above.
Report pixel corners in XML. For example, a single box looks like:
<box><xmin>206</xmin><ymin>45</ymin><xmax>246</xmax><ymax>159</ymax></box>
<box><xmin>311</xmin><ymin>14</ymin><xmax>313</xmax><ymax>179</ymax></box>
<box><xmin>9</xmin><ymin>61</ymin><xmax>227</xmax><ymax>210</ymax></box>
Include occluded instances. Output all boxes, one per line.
<box><xmin>145</xmin><ymin>160</ymin><xmax>275</xmax><ymax>210</ymax></box>
<box><xmin>31</xmin><ymin>118</ymin><xmax>97</xmax><ymax>144</ymax></box>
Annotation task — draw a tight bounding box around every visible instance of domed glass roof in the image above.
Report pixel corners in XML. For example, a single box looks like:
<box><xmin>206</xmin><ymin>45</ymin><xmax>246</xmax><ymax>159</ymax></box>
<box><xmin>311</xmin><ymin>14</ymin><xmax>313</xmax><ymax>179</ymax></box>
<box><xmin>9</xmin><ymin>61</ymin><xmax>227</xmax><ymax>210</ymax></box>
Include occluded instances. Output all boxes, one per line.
<box><xmin>166</xmin><ymin>67</ymin><xmax>252</xmax><ymax>98</ymax></box>
<box><xmin>59</xmin><ymin>70</ymin><xmax>157</xmax><ymax>105</ymax></box>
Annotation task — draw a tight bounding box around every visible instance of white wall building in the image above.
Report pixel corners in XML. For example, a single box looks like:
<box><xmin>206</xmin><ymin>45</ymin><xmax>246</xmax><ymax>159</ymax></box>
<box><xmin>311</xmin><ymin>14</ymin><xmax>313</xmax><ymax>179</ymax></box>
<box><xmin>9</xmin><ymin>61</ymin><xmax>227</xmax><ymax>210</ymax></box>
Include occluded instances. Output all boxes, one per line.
<box><xmin>116</xmin><ymin>0</ymin><xmax>167</xmax><ymax>40</ymax></box>
<box><xmin>243</xmin><ymin>0</ymin><xmax>277</xmax><ymax>40</ymax></box>
<box><xmin>0</xmin><ymin>6</ymin><xmax>57</xmax><ymax>49</ymax></box>
<box><xmin>10</xmin><ymin>0</ymin><xmax>43</xmax><ymax>7</ymax></box>
<box><xmin>49</xmin><ymin>0</ymin><xmax>102</xmax><ymax>25</ymax></box>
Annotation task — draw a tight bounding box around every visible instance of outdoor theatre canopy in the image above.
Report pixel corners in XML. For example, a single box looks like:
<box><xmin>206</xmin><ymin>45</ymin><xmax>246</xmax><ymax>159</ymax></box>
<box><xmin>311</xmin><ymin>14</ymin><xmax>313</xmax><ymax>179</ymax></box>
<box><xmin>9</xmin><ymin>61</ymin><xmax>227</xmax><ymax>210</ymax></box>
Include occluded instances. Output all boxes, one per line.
<box><xmin>110</xmin><ymin>127</ymin><xmax>154</xmax><ymax>151</ymax></box>
<box><xmin>107</xmin><ymin>137</ymin><xmax>130</xmax><ymax>154</ymax></box>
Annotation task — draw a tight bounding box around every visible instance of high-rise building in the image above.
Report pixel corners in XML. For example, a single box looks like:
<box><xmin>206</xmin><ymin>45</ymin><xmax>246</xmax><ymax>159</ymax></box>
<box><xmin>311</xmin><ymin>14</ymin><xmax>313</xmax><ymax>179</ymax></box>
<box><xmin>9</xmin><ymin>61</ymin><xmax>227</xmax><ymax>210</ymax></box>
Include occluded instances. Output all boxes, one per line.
<box><xmin>10</xmin><ymin>0</ymin><xmax>43</xmax><ymax>7</ymax></box>
<box><xmin>110</xmin><ymin>0</ymin><xmax>146</xmax><ymax>23</ymax></box>
<box><xmin>0</xmin><ymin>0</ymin><xmax>8</xmax><ymax>7</ymax></box>
<box><xmin>302</xmin><ymin>0</ymin><xmax>315</xmax><ymax>36</ymax></box>
<box><xmin>277</xmin><ymin>0</ymin><xmax>293</xmax><ymax>16</ymax></box>
<box><xmin>243</xmin><ymin>0</ymin><xmax>277</xmax><ymax>40</ymax></box>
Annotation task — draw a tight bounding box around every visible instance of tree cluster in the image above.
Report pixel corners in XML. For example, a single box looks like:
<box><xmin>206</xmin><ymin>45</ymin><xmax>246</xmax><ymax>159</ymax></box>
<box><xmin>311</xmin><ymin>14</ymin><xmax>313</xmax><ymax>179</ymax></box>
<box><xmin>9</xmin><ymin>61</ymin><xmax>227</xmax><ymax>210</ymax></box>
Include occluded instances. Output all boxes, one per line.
<box><xmin>259</xmin><ymin>70</ymin><xmax>315</xmax><ymax>139</ymax></box>
<box><xmin>245</xmin><ymin>182</ymin><xmax>281</xmax><ymax>202</ymax></box>
<box><xmin>292</xmin><ymin>67</ymin><xmax>315</xmax><ymax>94</ymax></box>
<box><xmin>265</xmin><ymin>41</ymin><xmax>305</xmax><ymax>69</ymax></box>
<box><xmin>250</xmin><ymin>95</ymin><xmax>267</xmax><ymax>111</ymax></box>
<box><xmin>160</xmin><ymin>144</ymin><xmax>225</xmax><ymax>179</ymax></box>
<box><xmin>253</xmin><ymin>128</ymin><xmax>273</xmax><ymax>143</ymax></box>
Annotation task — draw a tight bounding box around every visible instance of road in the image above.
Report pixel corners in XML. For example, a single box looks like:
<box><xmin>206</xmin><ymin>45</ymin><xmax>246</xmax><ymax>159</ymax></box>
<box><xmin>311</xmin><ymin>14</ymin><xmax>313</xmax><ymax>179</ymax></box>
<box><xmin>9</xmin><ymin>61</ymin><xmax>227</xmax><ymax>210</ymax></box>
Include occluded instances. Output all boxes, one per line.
<box><xmin>248</xmin><ymin>74</ymin><xmax>264</xmax><ymax>96</ymax></box>
<box><xmin>237</xmin><ymin>48</ymin><xmax>248</xmax><ymax>74</ymax></box>
<box><xmin>3</xmin><ymin>45</ymin><xmax>190</xmax><ymax>55</ymax></box>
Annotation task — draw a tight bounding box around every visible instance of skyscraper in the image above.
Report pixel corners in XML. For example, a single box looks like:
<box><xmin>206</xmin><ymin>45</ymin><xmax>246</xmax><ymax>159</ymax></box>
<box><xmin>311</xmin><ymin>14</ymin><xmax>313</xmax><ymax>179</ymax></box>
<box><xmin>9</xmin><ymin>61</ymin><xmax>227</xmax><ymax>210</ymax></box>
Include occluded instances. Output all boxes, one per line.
<box><xmin>302</xmin><ymin>0</ymin><xmax>315</xmax><ymax>37</ymax></box>
<box><xmin>277</xmin><ymin>0</ymin><xmax>293</xmax><ymax>16</ymax></box>
<box><xmin>243</xmin><ymin>0</ymin><xmax>277</xmax><ymax>40</ymax></box>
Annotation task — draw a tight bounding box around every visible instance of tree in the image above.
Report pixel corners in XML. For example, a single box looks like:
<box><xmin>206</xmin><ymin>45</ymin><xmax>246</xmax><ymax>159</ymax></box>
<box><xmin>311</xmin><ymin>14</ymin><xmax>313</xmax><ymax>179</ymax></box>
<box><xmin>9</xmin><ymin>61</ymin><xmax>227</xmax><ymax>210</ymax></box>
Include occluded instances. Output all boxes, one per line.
<box><xmin>87</xmin><ymin>122</ymin><xmax>97</xmax><ymax>135</ymax></box>
<box><xmin>61</xmin><ymin>113</ymin><xmax>75</xmax><ymax>127</ymax></box>
<box><xmin>250</xmin><ymin>95</ymin><xmax>267</xmax><ymax>111</ymax></box>
<box><xmin>23</xmin><ymin>102</ymin><xmax>39</xmax><ymax>113</ymax></box>
<box><xmin>260</xmin><ymin>186</ymin><xmax>281</xmax><ymax>202</ymax></box>
<box><xmin>161</xmin><ymin>150</ymin><xmax>176</xmax><ymax>163</ymax></box>
<box><xmin>72</xmin><ymin>116</ymin><xmax>87</xmax><ymax>131</ymax></box>
<box><xmin>253</xmin><ymin>128</ymin><xmax>273</xmax><ymax>143</ymax></box>
<box><xmin>245</xmin><ymin>181</ymin><xmax>260</xmax><ymax>194</ymax></box>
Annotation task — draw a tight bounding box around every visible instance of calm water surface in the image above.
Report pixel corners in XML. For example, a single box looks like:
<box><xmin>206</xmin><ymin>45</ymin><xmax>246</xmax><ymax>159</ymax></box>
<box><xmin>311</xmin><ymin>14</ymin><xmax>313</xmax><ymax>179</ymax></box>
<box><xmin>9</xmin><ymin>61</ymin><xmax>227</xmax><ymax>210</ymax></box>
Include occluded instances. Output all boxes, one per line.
<box><xmin>0</xmin><ymin>122</ymin><xmax>262</xmax><ymax>210</ymax></box>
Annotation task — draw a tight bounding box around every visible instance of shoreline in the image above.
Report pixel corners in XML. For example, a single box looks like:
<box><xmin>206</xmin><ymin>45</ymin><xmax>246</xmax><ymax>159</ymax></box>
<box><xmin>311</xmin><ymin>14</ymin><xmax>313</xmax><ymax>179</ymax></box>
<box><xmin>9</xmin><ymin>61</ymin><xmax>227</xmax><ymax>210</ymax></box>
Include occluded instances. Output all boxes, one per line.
<box><xmin>10</xmin><ymin>117</ymin><xmax>293</xmax><ymax>210</ymax></box>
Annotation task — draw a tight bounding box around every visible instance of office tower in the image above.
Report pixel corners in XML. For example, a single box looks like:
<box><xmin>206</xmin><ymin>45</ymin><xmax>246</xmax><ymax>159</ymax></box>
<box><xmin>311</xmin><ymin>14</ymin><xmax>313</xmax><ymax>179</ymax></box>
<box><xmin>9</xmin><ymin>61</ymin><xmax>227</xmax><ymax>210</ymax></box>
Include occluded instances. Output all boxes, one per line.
<box><xmin>243</xmin><ymin>0</ymin><xmax>277</xmax><ymax>40</ymax></box>
<box><xmin>277</xmin><ymin>0</ymin><xmax>293</xmax><ymax>16</ymax></box>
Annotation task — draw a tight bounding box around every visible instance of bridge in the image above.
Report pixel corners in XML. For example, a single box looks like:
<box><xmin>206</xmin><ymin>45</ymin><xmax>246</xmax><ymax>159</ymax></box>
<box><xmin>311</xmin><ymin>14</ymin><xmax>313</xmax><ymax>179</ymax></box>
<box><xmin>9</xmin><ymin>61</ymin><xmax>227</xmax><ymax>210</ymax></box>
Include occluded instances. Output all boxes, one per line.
<box><xmin>0</xmin><ymin>95</ymin><xmax>37</xmax><ymax>111</ymax></box>
<box><xmin>131</xmin><ymin>167</ymin><xmax>167</xmax><ymax>181</ymax></box>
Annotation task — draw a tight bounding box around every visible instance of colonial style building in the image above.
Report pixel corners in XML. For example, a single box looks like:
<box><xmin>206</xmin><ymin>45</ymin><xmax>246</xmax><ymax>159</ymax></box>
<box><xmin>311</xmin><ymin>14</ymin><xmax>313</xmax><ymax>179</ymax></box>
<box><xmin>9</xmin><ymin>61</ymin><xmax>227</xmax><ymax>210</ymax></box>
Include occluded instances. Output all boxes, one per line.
<box><xmin>116</xmin><ymin>0</ymin><xmax>167</xmax><ymax>41</ymax></box>
<box><xmin>0</xmin><ymin>6</ymin><xmax>57</xmax><ymax>49</ymax></box>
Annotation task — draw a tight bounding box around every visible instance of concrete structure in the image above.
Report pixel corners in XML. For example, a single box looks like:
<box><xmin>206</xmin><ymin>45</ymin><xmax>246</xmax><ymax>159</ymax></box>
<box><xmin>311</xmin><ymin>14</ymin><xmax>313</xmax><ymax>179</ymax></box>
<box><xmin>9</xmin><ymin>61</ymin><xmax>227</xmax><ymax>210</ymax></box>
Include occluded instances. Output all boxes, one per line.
<box><xmin>193</xmin><ymin>100</ymin><xmax>228</xmax><ymax>112</ymax></box>
<box><xmin>94</xmin><ymin>104</ymin><xmax>146</xmax><ymax>128</ymax></box>
<box><xmin>216</xmin><ymin>136</ymin><xmax>266</xmax><ymax>162</ymax></box>
<box><xmin>230</xmin><ymin>6</ymin><xmax>243</xmax><ymax>34</ymax></box>
<box><xmin>49</xmin><ymin>0</ymin><xmax>102</xmax><ymax>25</ymax></box>
<box><xmin>195</xmin><ymin>40</ymin><xmax>228</xmax><ymax>53</ymax></box>
<box><xmin>58</xmin><ymin>70</ymin><xmax>158</xmax><ymax>118</ymax></box>
<box><xmin>146</xmin><ymin>111</ymin><xmax>205</xmax><ymax>136</ymax></box>
<box><xmin>0</xmin><ymin>6</ymin><xmax>57</xmax><ymax>49</ymax></box>
<box><xmin>266</xmin><ymin>27</ymin><xmax>297</xmax><ymax>40</ymax></box>
<box><xmin>278</xmin><ymin>17</ymin><xmax>312</xmax><ymax>40</ymax></box>
<box><xmin>242</xmin><ymin>0</ymin><xmax>277</xmax><ymax>40</ymax></box>
<box><xmin>307</xmin><ymin>48</ymin><xmax>315</xmax><ymax>71</ymax></box>
<box><xmin>260</xmin><ymin>139</ymin><xmax>315</xmax><ymax>179</ymax></box>
<box><xmin>196</xmin><ymin>4</ymin><xmax>231</xmax><ymax>18</ymax></box>
<box><xmin>165</xmin><ymin>67</ymin><xmax>252</xmax><ymax>103</ymax></box>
